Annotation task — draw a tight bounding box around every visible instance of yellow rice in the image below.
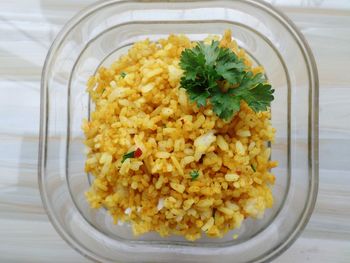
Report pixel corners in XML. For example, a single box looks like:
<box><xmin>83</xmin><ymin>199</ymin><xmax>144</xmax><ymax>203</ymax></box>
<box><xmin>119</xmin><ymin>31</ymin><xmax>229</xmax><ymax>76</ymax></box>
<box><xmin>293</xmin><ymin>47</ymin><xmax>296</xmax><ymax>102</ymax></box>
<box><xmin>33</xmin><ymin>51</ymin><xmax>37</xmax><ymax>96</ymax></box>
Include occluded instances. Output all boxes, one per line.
<box><xmin>83</xmin><ymin>30</ymin><xmax>278</xmax><ymax>241</ymax></box>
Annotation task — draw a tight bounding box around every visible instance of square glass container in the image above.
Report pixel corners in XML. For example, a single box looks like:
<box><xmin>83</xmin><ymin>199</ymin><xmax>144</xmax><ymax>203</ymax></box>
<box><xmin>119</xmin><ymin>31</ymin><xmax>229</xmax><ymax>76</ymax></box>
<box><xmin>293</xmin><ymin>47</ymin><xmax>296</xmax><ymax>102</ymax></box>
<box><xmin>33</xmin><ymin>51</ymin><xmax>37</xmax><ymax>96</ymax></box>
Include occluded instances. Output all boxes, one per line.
<box><xmin>39</xmin><ymin>0</ymin><xmax>319</xmax><ymax>262</ymax></box>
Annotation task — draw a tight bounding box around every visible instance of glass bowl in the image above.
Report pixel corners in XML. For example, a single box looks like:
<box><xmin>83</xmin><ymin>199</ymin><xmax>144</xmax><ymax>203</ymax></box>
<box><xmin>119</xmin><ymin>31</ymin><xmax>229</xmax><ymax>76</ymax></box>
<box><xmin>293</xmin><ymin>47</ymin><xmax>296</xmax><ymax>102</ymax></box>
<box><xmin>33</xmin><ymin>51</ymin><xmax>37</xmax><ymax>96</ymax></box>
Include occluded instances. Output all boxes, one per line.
<box><xmin>39</xmin><ymin>0</ymin><xmax>319</xmax><ymax>262</ymax></box>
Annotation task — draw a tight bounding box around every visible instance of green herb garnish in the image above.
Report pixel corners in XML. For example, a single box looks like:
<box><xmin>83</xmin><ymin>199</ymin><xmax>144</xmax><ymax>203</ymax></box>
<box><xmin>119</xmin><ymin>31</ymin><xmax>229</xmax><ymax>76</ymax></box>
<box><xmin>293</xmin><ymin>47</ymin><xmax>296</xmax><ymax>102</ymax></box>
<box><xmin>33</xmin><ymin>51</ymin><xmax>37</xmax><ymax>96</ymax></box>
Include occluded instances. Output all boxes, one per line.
<box><xmin>179</xmin><ymin>41</ymin><xmax>274</xmax><ymax>120</ymax></box>
<box><xmin>120</xmin><ymin>72</ymin><xmax>127</xmax><ymax>78</ymax></box>
<box><xmin>190</xmin><ymin>170</ymin><xmax>200</xmax><ymax>180</ymax></box>
<box><xmin>122</xmin><ymin>151</ymin><xmax>134</xmax><ymax>163</ymax></box>
<box><xmin>121</xmin><ymin>148</ymin><xmax>142</xmax><ymax>163</ymax></box>
<box><xmin>250</xmin><ymin>164</ymin><xmax>256</xmax><ymax>172</ymax></box>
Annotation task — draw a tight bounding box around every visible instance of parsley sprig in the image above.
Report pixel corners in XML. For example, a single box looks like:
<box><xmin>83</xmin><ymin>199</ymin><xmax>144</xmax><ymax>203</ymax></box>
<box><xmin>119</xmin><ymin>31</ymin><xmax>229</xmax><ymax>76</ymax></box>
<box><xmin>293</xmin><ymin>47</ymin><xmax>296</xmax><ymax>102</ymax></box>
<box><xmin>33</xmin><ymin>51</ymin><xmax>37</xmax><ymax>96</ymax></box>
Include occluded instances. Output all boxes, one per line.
<box><xmin>179</xmin><ymin>41</ymin><xmax>274</xmax><ymax>120</ymax></box>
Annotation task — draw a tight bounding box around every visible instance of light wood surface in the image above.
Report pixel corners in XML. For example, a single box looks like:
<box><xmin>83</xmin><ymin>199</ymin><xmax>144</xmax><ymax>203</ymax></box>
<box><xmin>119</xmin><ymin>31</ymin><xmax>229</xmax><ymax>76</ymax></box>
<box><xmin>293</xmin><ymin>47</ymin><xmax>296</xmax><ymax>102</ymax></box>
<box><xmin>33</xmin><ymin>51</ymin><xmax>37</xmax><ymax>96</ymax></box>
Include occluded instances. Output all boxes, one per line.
<box><xmin>0</xmin><ymin>0</ymin><xmax>349</xmax><ymax>262</ymax></box>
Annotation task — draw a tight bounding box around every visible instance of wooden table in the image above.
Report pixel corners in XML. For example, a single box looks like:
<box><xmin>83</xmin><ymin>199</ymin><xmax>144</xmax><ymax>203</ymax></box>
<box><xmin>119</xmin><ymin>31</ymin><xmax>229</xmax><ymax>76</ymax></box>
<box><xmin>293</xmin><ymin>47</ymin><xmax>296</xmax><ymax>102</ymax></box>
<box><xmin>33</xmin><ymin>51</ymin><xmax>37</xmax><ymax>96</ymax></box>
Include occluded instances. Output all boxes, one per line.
<box><xmin>0</xmin><ymin>0</ymin><xmax>349</xmax><ymax>262</ymax></box>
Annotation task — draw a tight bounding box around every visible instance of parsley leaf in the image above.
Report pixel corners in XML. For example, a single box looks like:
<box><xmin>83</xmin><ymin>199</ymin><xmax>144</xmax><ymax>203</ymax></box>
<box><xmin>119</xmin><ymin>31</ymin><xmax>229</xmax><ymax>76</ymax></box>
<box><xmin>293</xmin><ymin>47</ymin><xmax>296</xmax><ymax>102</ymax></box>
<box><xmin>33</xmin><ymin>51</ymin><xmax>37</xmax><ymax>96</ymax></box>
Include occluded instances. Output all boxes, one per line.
<box><xmin>250</xmin><ymin>164</ymin><xmax>256</xmax><ymax>172</ymax></box>
<box><xmin>122</xmin><ymin>150</ymin><xmax>135</xmax><ymax>163</ymax></box>
<box><xmin>231</xmin><ymin>73</ymin><xmax>274</xmax><ymax>113</ymax></box>
<box><xmin>179</xmin><ymin>40</ymin><xmax>274</xmax><ymax>120</ymax></box>
<box><xmin>120</xmin><ymin>72</ymin><xmax>127</xmax><ymax>78</ymax></box>
<box><xmin>211</xmin><ymin>88</ymin><xmax>241</xmax><ymax>120</ymax></box>
<box><xmin>190</xmin><ymin>170</ymin><xmax>200</xmax><ymax>180</ymax></box>
<box><xmin>216</xmin><ymin>47</ymin><xmax>246</xmax><ymax>85</ymax></box>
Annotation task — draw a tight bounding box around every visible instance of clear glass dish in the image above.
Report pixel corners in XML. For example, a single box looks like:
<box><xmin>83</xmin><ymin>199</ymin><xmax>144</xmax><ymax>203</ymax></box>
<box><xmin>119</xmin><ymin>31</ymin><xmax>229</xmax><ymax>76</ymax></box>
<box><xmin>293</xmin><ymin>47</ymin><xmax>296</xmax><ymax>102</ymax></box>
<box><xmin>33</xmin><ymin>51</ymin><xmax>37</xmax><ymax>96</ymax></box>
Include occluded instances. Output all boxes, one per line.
<box><xmin>39</xmin><ymin>0</ymin><xmax>319</xmax><ymax>262</ymax></box>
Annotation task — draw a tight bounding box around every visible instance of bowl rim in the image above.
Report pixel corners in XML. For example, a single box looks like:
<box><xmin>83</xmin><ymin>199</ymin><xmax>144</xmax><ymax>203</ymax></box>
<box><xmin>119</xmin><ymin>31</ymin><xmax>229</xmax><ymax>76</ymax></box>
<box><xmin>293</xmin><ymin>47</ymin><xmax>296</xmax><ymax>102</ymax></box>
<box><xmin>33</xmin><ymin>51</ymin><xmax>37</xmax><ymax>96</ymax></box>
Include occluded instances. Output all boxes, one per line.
<box><xmin>39</xmin><ymin>0</ymin><xmax>319</xmax><ymax>262</ymax></box>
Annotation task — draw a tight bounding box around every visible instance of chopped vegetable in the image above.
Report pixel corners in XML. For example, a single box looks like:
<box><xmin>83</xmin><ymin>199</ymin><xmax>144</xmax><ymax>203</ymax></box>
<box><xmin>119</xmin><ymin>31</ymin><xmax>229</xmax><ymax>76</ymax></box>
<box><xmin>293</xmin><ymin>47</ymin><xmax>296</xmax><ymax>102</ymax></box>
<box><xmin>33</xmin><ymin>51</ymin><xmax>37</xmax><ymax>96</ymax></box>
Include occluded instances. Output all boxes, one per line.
<box><xmin>120</xmin><ymin>72</ymin><xmax>127</xmax><ymax>78</ymax></box>
<box><xmin>134</xmin><ymin>147</ymin><xmax>143</xmax><ymax>158</ymax></box>
<box><xmin>179</xmin><ymin>41</ymin><xmax>274</xmax><ymax>120</ymax></box>
<box><xmin>251</xmin><ymin>164</ymin><xmax>256</xmax><ymax>172</ymax></box>
<box><xmin>190</xmin><ymin>170</ymin><xmax>200</xmax><ymax>180</ymax></box>
<box><xmin>122</xmin><ymin>147</ymin><xmax>142</xmax><ymax>163</ymax></box>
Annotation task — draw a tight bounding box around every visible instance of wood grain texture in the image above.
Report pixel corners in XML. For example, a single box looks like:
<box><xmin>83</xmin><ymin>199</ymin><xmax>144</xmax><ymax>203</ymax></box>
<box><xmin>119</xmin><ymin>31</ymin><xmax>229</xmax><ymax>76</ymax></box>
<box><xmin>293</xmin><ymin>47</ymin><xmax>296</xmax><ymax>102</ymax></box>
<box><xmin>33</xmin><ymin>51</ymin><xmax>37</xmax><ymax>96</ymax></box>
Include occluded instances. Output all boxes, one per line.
<box><xmin>0</xmin><ymin>0</ymin><xmax>349</xmax><ymax>262</ymax></box>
